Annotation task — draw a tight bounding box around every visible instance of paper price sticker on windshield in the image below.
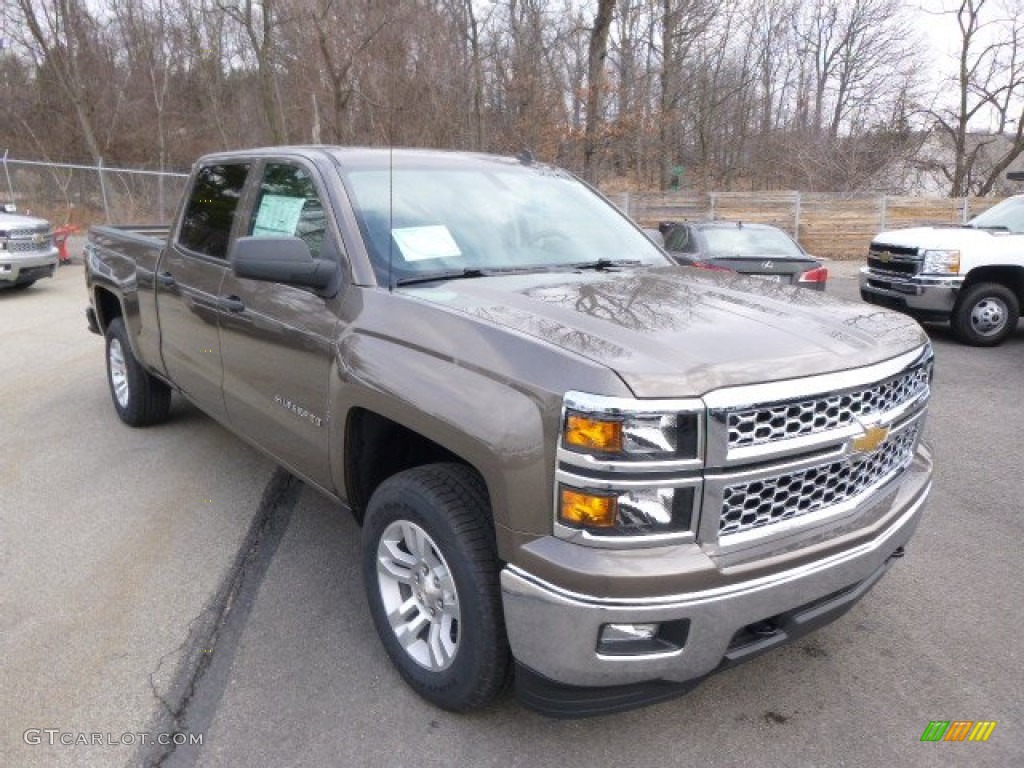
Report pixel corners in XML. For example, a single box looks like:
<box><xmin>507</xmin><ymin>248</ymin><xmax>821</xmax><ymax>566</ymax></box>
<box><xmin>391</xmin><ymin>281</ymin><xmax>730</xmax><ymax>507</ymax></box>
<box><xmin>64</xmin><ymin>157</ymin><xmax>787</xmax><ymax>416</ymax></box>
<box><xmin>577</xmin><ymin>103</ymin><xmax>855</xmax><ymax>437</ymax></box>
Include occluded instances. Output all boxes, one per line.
<box><xmin>392</xmin><ymin>225</ymin><xmax>462</xmax><ymax>262</ymax></box>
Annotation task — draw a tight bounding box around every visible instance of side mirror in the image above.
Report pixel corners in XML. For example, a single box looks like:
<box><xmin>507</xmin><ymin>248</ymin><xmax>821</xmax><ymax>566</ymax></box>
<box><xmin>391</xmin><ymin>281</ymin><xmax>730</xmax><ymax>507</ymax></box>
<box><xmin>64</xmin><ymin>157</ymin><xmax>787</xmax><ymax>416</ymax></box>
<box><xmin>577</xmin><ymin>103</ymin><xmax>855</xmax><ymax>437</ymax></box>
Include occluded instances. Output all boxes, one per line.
<box><xmin>229</xmin><ymin>236</ymin><xmax>335</xmax><ymax>290</ymax></box>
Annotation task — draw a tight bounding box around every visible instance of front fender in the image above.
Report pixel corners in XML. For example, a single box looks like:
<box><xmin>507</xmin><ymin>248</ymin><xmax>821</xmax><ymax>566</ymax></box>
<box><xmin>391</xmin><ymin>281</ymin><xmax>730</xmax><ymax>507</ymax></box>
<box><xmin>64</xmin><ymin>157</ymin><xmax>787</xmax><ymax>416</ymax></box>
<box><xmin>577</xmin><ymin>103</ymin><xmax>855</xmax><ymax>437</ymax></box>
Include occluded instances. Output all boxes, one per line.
<box><xmin>330</xmin><ymin>332</ymin><xmax>559</xmax><ymax>547</ymax></box>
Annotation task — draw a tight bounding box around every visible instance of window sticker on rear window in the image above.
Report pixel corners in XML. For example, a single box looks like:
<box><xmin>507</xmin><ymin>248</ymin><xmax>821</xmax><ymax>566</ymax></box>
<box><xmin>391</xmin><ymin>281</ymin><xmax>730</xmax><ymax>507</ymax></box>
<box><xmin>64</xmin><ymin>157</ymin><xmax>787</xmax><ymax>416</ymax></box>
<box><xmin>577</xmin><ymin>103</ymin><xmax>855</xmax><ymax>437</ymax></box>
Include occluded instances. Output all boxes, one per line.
<box><xmin>391</xmin><ymin>225</ymin><xmax>462</xmax><ymax>262</ymax></box>
<box><xmin>253</xmin><ymin>194</ymin><xmax>306</xmax><ymax>237</ymax></box>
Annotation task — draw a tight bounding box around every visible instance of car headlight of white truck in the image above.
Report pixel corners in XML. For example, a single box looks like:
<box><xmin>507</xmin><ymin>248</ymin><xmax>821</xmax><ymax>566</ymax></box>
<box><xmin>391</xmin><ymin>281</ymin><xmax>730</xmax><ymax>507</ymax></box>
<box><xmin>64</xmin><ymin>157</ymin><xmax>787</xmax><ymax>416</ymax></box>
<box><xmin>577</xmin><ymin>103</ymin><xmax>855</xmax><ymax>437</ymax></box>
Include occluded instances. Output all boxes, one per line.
<box><xmin>921</xmin><ymin>249</ymin><xmax>960</xmax><ymax>275</ymax></box>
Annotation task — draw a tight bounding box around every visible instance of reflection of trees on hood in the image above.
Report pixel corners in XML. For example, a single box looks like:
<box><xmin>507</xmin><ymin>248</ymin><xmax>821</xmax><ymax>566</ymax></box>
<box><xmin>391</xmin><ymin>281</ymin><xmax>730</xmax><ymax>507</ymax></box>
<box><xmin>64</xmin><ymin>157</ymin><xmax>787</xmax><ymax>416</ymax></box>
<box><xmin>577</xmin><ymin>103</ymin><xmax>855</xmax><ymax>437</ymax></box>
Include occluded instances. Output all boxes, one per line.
<box><xmin>471</xmin><ymin>306</ymin><xmax>634</xmax><ymax>361</ymax></box>
<box><xmin>843</xmin><ymin>309</ymin><xmax>925</xmax><ymax>346</ymax></box>
<box><xmin>527</xmin><ymin>274</ymin><xmax>707</xmax><ymax>334</ymax></box>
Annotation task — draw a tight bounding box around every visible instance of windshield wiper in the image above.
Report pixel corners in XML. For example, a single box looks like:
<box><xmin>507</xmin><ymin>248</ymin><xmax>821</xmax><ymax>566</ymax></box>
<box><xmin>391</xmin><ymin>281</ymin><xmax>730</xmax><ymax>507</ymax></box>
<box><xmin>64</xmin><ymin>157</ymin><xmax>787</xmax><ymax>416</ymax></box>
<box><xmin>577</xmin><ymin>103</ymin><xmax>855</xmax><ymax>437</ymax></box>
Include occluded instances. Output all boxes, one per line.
<box><xmin>394</xmin><ymin>264</ymin><xmax>558</xmax><ymax>287</ymax></box>
<box><xmin>971</xmin><ymin>224</ymin><xmax>1010</xmax><ymax>231</ymax></box>
<box><xmin>394</xmin><ymin>268</ymin><xmax>487</xmax><ymax>287</ymax></box>
<box><xmin>566</xmin><ymin>258</ymin><xmax>644</xmax><ymax>271</ymax></box>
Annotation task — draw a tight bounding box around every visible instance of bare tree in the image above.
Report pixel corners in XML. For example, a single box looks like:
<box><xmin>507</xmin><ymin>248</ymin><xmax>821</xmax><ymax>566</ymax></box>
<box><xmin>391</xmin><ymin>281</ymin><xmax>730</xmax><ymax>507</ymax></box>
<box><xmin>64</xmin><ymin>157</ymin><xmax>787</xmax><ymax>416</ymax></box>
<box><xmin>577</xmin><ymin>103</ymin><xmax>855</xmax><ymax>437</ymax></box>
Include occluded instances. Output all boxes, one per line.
<box><xmin>218</xmin><ymin>0</ymin><xmax>288</xmax><ymax>143</ymax></box>
<box><xmin>582</xmin><ymin>0</ymin><xmax>616</xmax><ymax>182</ymax></box>
<box><xmin>925</xmin><ymin>0</ymin><xmax>1024</xmax><ymax>194</ymax></box>
<box><xmin>11</xmin><ymin>0</ymin><xmax>107</xmax><ymax>163</ymax></box>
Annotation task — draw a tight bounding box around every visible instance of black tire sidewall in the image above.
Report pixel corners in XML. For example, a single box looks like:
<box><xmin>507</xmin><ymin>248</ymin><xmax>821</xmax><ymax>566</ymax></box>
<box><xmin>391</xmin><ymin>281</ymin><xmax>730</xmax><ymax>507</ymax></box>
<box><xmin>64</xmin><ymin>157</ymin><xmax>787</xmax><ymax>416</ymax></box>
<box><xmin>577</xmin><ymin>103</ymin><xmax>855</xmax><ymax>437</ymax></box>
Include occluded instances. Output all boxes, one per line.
<box><xmin>361</xmin><ymin>466</ymin><xmax>507</xmax><ymax>711</ymax></box>
<box><xmin>106</xmin><ymin>318</ymin><xmax>136</xmax><ymax>422</ymax></box>
<box><xmin>953</xmin><ymin>283</ymin><xmax>1020</xmax><ymax>346</ymax></box>
<box><xmin>105</xmin><ymin>317</ymin><xmax>169</xmax><ymax>426</ymax></box>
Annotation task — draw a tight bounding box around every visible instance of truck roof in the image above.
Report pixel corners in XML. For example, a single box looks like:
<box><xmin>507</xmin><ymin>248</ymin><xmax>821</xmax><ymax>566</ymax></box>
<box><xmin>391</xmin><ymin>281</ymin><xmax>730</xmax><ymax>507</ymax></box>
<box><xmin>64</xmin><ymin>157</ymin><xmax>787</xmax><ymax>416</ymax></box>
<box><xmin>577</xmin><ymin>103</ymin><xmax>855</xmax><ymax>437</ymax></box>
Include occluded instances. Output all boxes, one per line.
<box><xmin>195</xmin><ymin>145</ymin><xmax>543</xmax><ymax>174</ymax></box>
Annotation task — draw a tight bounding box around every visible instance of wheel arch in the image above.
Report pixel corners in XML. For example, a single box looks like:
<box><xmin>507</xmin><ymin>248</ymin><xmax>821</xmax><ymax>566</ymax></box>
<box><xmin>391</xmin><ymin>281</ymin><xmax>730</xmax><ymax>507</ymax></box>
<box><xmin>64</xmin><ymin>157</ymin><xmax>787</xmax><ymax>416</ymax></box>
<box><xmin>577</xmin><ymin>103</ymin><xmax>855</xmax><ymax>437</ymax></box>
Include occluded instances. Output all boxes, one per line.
<box><xmin>344</xmin><ymin>407</ymin><xmax>467</xmax><ymax>524</ymax></box>
<box><xmin>961</xmin><ymin>265</ymin><xmax>1024</xmax><ymax>305</ymax></box>
<box><xmin>92</xmin><ymin>286</ymin><xmax>124</xmax><ymax>333</ymax></box>
<box><xmin>333</xmin><ymin>349</ymin><xmax>553</xmax><ymax>555</ymax></box>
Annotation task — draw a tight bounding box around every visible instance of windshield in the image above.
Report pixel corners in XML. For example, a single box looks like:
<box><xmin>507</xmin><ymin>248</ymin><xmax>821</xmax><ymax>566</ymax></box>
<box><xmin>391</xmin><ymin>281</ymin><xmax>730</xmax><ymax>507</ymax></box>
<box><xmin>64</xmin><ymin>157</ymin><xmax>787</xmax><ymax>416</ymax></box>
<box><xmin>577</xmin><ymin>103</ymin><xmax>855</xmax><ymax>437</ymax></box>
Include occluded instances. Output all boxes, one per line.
<box><xmin>340</xmin><ymin>162</ymin><xmax>668</xmax><ymax>283</ymax></box>
<box><xmin>702</xmin><ymin>227</ymin><xmax>803</xmax><ymax>258</ymax></box>
<box><xmin>969</xmin><ymin>197</ymin><xmax>1024</xmax><ymax>233</ymax></box>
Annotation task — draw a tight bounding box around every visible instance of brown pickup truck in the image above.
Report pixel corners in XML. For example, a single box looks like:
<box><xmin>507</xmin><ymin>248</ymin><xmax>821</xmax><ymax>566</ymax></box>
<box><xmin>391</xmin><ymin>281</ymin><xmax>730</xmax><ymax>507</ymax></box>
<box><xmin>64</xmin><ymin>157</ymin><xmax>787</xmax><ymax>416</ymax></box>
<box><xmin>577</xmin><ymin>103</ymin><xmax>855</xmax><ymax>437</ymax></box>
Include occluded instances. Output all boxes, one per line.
<box><xmin>85</xmin><ymin>147</ymin><xmax>933</xmax><ymax>717</ymax></box>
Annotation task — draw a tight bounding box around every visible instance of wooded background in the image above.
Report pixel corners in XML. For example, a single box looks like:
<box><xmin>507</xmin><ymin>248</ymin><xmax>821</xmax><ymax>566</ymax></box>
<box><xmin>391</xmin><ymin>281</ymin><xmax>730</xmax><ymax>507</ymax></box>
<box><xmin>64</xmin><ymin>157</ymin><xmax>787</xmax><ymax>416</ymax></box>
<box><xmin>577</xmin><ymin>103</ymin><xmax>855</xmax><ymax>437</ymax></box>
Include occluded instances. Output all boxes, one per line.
<box><xmin>2</xmin><ymin>0</ymin><xmax>1024</xmax><ymax>197</ymax></box>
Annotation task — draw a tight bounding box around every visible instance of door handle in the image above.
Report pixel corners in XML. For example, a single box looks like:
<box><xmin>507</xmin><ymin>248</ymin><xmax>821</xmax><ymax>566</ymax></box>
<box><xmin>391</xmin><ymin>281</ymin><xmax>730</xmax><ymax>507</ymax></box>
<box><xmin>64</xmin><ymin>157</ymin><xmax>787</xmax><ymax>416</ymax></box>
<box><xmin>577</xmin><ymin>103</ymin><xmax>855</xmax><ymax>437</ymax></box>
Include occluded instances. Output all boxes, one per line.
<box><xmin>156</xmin><ymin>271</ymin><xmax>176</xmax><ymax>287</ymax></box>
<box><xmin>218</xmin><ymin>295</ymin><xmax>246</xmax><ymax>313</ymax></box>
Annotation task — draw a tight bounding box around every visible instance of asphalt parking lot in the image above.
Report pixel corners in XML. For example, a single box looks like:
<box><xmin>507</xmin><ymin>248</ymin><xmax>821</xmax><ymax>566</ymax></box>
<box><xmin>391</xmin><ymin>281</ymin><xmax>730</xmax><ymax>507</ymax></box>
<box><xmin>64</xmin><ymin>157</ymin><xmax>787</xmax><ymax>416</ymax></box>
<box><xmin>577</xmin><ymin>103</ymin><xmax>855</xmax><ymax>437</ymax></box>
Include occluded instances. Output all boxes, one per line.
<box><xmin>2</xmin><ymin>256</ymin><xmax>1021</xmax><ymax>768</ymax></box>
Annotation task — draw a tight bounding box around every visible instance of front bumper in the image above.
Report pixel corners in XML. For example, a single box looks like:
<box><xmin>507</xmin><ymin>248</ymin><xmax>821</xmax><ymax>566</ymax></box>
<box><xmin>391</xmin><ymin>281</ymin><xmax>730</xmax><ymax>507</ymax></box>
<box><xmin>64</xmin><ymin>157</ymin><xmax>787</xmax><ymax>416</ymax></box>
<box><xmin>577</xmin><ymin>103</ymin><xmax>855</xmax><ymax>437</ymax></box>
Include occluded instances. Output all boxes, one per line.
<box><xmin>0</xmin><ymin>247</ymin><xmax>59</xmax><ymax>284</ymax></box>
<box><xmin>502</xmin><ymin>448</ymin><xmax>931</xmax><ymax>716</ymax></box>
<box><xmin>859</xmin><ymin>267</ymin><xmax>960</xmax><ymax>320</ymax></box>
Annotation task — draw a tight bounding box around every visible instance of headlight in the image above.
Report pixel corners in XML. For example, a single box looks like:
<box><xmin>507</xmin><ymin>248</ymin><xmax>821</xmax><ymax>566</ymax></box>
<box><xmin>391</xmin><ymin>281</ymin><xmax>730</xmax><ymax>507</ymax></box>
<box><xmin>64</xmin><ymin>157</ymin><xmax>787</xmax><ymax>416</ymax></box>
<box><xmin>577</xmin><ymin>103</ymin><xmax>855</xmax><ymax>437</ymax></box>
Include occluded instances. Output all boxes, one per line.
<box><xmin>556</xmin><ymin>393</ymin><xmax>704</xmax><ymax>542</ymax></box>
<box><xmin>558</xmin><ymin>485</ymin><xmax>695</xmax><ymax>535</ymax></box>
<box><xmin>921</xmin><ymin>249</ymin><xmax>960</xmax><ymax>275</ymax></box>
<box><xmin>561</xmin><ymin>405</ymin><xmax>699</xmax><ymax>461</ymax></box>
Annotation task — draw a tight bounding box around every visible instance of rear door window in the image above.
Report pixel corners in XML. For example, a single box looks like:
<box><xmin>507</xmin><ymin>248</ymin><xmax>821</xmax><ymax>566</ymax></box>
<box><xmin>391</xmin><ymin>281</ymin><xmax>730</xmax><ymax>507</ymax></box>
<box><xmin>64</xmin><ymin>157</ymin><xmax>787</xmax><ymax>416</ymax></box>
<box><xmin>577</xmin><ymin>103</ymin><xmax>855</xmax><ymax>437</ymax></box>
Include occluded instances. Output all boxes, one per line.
<box><xmin>177</xmin><ymin>163</ymin><xmax>251</xmax><ymax>259</ymax></box>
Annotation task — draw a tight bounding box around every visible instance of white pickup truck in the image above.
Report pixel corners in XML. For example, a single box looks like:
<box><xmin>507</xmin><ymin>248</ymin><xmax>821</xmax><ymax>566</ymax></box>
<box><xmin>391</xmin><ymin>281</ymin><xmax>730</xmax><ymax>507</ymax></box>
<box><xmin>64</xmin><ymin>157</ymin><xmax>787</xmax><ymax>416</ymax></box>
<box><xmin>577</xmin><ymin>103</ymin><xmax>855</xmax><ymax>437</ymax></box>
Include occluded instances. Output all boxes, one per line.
<box><xmin>0</xmin><ymin>203</ymin><xmax>58</xmax><ymax>290</ymax></box>
<box><xmin>860</xmin><ymin>194</ymin><xmax>1024</xmax><ymax>346</ymax></box>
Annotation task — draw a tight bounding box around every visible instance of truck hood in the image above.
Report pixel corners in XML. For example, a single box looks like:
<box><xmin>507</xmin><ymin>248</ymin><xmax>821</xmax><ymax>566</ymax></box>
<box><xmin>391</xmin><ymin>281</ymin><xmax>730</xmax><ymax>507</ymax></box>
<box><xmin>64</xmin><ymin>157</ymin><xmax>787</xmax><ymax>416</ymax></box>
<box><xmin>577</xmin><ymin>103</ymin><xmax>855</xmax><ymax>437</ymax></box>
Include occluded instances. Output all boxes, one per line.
<box><xmin>873</xmin><ymin>225</ymin><xmax>1022</xmax><ymax>251</ymax></box>
<box><xmin>0</xmin><ymin>213</ymin><xmax>52</xmax><ymax>232</ymax></box>
<box><xmin>401</xmin><ymin>266</ymin><xmax>927</xmax><ymax>398</ymax></box>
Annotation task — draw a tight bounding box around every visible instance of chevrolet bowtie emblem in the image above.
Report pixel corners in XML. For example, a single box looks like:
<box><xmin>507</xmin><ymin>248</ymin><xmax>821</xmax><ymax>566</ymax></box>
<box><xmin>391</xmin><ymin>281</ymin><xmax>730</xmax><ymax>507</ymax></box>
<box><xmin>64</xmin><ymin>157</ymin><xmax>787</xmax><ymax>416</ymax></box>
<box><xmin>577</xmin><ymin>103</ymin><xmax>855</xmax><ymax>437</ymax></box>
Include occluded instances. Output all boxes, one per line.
<box><xmin>851</xmin><ymin>424</ymin><xmax>890</xmax><ymax>455</ymax></box>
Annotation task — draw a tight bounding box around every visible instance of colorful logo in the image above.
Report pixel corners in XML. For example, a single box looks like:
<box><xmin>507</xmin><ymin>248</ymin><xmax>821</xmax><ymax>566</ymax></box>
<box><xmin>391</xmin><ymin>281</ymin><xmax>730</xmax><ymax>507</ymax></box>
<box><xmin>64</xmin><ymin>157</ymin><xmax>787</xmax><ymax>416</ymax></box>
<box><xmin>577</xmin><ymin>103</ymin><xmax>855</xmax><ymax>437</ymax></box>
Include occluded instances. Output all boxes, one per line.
<box><xmin>851</xmin><ymin>423</ymin><xmax>890</xmax><ymax>455</ymax></box>
<box><xmin>920</xmin><ymin>720</ymin><xmax>997</xmax><ymax>742</ymax></box>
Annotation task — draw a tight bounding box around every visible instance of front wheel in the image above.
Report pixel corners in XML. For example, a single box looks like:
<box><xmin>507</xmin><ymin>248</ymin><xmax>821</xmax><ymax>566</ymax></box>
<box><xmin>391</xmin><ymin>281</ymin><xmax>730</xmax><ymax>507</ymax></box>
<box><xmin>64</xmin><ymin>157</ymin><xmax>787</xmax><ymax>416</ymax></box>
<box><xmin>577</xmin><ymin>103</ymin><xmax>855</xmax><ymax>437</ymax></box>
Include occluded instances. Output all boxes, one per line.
<box><xmin>361</xmin><ymin>463</ymin><xmax>510</xmax><ymax>711</ymax></box>
<box><xmin>951</xmin><ymin>283</ymin><xmax>1020</xmax><ymax>346</ymax></box>
<box><xmin>105</xmin><ymin>317</ymin><xmax>172</xmax><ymax>426</ymax></box>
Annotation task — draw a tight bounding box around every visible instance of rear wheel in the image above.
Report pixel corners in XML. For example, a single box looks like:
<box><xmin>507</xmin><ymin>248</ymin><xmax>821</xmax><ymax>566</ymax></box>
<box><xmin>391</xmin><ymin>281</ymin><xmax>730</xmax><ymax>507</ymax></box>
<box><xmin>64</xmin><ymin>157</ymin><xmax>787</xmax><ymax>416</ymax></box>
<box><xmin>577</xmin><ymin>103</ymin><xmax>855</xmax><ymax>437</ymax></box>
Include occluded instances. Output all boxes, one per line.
<box><xmin>105</xmin><ymin>317</ymin><xmax>172</xmax><ymax>426</ymax></box>
<box><xmin>951</xmin><ymin>283</ymin><xmax>1020</xmax><ymax>346</ymax></box>
<box><xmin>362</xmin><ymin>463</ymin><xmax>510</xmax><ymax>711</ymax></box>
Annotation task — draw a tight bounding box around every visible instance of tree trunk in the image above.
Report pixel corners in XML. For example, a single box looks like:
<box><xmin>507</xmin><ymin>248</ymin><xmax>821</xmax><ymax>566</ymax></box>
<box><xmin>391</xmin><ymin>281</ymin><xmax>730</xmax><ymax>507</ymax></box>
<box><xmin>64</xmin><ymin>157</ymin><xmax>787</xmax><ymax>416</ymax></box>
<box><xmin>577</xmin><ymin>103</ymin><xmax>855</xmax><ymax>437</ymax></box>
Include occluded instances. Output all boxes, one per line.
<box><xmin>582</xmin><ymin>0</ymin><xmax>615</xmax><ymax>184</ymax></box>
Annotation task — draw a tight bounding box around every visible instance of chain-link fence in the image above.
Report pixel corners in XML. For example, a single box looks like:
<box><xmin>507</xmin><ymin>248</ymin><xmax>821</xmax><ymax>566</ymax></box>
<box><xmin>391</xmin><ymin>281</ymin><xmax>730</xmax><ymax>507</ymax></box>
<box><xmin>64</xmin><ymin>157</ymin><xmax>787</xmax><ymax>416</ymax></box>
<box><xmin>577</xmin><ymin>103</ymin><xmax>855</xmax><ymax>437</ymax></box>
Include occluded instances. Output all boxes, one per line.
<box><xmin>1</xmin><ymin>153</ymin><xmax>189</xmax><ymax>227</ymax></box>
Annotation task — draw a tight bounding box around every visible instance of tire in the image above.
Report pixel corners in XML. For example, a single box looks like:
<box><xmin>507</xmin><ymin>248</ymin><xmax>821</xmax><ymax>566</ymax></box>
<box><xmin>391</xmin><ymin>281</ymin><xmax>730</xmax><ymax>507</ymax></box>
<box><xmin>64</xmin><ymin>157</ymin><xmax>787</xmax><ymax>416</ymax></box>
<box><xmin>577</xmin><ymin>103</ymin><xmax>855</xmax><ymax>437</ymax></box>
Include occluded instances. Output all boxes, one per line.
<box><xmin>951</xmin><ymin>282</ymin><xmax>1020</xmax><ymax>347</ymax></box>
<box><xmin>105</xmin><ymin>317</ymin><xmax>172</xmax><ymax>426</ymax></box>
<box><xmin>361</xmin><ymin>463</ymin><xmax>511</xmax><ymax>712</ymax></box>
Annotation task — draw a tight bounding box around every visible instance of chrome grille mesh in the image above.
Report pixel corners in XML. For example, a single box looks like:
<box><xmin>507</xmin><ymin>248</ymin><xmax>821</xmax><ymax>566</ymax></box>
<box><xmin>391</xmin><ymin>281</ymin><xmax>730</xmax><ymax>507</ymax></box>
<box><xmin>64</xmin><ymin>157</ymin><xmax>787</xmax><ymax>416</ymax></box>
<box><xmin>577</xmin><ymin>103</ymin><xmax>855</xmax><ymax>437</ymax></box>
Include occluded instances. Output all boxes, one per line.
<box><xmin>727</xmin><ymin>365</ymin><xmax>929</xmax><ymax>449</ymax></box>
<box><xmin>719</xmin><ymin>424</ymin><xmax>919</xmax><ymax>536</ymax></box>
<box><xmin>4</xmin><ymin>228</ymin><xmax>52</xmax><ymax>253</ymax></box>
<box><xmin>7</xmin><ymin>239</ymin><xmax>52</xmax><ymax>253</ymax></box>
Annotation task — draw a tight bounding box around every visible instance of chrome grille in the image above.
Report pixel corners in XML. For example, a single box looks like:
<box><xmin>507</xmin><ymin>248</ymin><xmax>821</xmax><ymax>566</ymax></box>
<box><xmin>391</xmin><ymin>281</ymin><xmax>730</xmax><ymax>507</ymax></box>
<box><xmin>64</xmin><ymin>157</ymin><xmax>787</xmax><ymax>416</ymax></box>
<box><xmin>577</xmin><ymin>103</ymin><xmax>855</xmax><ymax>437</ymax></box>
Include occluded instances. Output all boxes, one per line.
<box><xmin>4</xmin><ymin>227</ymin><xmax>52</xmax><ymax>253</ymax></box>
<box><xmin>7</xmin><ymin>238</ymin><xmax>52</xmax><ymax>253</ymax></box>
<box><xmin>727</xmin><ymin>364</ymin><xmax>930</xmax><ymax>449</ymax></box>
<box><xmin>719</xmin><ymin>423</ymin><xmax>919</xmax><ymax>536</ymax></box>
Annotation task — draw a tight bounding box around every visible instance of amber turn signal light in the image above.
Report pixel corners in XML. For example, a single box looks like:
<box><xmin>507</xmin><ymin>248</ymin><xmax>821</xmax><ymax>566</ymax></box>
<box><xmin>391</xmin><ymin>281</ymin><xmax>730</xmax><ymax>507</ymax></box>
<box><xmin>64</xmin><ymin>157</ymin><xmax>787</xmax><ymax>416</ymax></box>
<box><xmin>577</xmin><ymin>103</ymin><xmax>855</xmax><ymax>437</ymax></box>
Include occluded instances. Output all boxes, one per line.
<box><xmin>564</xmin><ymin>413</ymin><xmax>623</xmax><ymax>453</ymax></box>
<box><xmin>559</xmin><ymin>487</ymin><xmax>618</xmax><ymax>528</ymax></box>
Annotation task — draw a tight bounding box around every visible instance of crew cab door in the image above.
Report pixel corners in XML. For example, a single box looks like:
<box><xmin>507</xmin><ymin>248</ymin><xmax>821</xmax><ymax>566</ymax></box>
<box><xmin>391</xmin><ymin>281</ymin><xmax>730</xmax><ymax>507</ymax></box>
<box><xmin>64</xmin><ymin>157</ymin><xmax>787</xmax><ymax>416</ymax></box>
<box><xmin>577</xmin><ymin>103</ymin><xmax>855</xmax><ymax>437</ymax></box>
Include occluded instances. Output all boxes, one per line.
<box><xmin>218</xmin><ymin>160</ymin><xmax>340</xmax><ymax>489</ymax></box>
<box><xmin>156</xmin><ymin>162</ymin><xmax>252</xmax><ymax>419</ymax></box>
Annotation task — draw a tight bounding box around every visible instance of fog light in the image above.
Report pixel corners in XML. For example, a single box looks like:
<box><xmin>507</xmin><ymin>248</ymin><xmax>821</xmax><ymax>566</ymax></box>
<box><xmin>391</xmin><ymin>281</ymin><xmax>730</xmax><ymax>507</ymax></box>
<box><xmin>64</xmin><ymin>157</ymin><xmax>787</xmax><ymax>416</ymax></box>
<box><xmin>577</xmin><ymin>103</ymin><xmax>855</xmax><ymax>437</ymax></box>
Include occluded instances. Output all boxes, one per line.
<box><xmin>602</xmin><ymin>623</ymin><xmax>659</xmax><ymax>642</ymax></box>
<box><xmin>597</xmin><ymin>619</ymin><xmax>691</xmax><ymax>656</ymax></box>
